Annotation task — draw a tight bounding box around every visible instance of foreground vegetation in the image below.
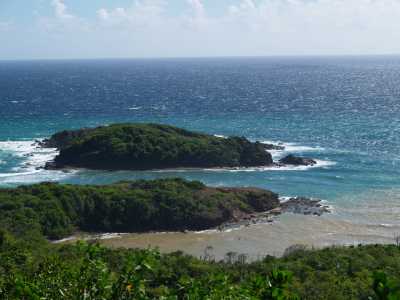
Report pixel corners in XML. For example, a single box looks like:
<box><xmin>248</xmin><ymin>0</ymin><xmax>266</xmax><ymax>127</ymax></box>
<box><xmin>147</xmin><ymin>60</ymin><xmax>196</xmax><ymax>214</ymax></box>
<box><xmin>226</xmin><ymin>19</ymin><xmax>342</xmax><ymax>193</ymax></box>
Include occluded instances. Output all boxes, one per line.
<box><xmin>0</xmin><ymin>178</ymin><xmax>279</xmax><ymax>240</ymax></box>
<box><xmin>1</xmin><ymin>229</ymin><xmax>400</xmax><ymax>299</ymax></box>
<box><xmin>43</xmin><ymin>123</ymin><xmax>273</xmax><ymax>170</ymax></box>
<box><xmin>1</xmin><ymin>177</ymin><xmax>399</xmax><ymax>298</ymax></box>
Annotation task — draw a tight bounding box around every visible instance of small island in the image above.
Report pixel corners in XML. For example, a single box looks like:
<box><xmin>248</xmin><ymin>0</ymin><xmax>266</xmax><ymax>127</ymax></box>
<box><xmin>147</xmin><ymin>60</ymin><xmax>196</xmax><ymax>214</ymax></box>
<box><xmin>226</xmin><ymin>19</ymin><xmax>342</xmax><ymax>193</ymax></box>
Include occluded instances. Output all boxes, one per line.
<box><xmin>41</xmin><ymin>123</ymin><xmax>274</xmax><ymax>170</ymax></box>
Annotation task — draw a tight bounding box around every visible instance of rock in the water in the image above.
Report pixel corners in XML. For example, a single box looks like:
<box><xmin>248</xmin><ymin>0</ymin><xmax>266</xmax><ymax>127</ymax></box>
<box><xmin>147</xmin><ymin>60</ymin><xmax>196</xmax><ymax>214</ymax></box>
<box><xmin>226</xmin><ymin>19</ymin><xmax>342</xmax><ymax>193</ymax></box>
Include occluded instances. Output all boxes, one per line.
<box><xmin>279</xmin><ymin>154</ymin><xmax>317</xmax><ymax>166</ymax></box>
<box><xmin>44</xmin><ymin>161</ymin><xmax>60</xmax><ymax>170</ymax></box>
<box><xmin>280</xmin><ymin>197</ymin><xmax>330</xmax><ymax>216</ymax></box>
<box><xmin>263</xmin><ymin>143</ymin><xmax>285</xmax><ymax>151</ymax></box>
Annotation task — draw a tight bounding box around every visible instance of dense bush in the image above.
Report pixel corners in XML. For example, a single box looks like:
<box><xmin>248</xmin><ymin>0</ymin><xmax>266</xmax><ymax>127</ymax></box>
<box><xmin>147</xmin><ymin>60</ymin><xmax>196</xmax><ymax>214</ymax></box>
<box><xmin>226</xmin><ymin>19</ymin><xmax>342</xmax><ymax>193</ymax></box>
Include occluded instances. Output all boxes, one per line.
<box><xmin>0</xmin><ymin>178</ymin><xmax>279</xmax><ymax>240</ymax></box>
<box><xmin>1</xmin><ymin>233</ymin><xmax>400</xmax><ymax>299</ymax></box>
<box><xmin>45</xmin><ymin>123</ymin><xmax>273</xmax><ymax>170</ymax></box>
<box><xmin>0</xmin><ymin>237</ymin><xmax>299</xmax><ymax>300</ymax></box>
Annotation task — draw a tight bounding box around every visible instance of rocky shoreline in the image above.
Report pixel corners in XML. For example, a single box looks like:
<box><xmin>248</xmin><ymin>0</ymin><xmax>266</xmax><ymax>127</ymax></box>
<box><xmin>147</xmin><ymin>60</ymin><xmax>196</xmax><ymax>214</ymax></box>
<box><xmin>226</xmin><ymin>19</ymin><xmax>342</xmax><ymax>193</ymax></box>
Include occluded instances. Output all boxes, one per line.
<box><xmin>218</xmin><ymin>197</ymin><xmax>330</xmax><ymax>231</ymax></box>
<box><xmin>53</xmin><ymin>197</ymin><xmax>331</xmax><ymax>244</ymax></box>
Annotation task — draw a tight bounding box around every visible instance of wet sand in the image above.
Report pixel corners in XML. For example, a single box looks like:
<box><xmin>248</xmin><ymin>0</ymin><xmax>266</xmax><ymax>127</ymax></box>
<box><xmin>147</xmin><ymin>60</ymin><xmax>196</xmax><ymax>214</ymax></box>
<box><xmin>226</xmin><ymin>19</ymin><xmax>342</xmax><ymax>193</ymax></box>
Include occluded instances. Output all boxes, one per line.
<box><xmin>40</xmin><ymin>171</ymin><xmax>400</xmax><ymax>259</ymax></box>
<box><xmin>100</xmin><ymin>214</ymin><xmax>399</xmax><ymax>260</ymax></box>
<box><xmin>72</xmin><ymin>189</ymin><xmax>400</xmax><ymax>260</ymax></box>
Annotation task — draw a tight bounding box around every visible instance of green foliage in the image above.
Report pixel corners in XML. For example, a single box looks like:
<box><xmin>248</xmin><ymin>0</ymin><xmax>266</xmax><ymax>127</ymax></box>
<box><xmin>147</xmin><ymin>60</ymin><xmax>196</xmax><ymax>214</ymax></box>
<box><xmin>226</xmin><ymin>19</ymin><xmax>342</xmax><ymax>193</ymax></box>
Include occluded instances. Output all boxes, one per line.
<box><xmin>47</xmin><ymin>123</ymin><xmax>273</xmax><ymax>170</ymax></box>
<box><xmin>373</xmin><ymin>272</ymin><xmax>400</xmax><ymax>300</ymax></box>
<box><xmin>0</xmin><ymin>241</ymin><xmax>297</xmax><ymax>299</ymax></box>
<box><xmin>0</xmin><ymin>179</ymin><xmax>279</xmax><ymax>240</ymax></box>
<box><xmin>2</xmin><ymin>239</ymin><xmax>400</xmax><ymax>299</ymax></box>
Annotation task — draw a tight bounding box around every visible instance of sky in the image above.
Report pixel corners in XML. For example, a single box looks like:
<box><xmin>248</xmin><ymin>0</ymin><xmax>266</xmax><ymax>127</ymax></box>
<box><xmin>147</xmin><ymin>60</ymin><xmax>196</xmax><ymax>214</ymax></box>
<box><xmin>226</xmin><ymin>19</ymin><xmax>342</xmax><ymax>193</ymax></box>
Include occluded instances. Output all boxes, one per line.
<box><xmin>1</xmin><ymin>0</ymin><xmax>400</xmax><ymax>60</ymax></box>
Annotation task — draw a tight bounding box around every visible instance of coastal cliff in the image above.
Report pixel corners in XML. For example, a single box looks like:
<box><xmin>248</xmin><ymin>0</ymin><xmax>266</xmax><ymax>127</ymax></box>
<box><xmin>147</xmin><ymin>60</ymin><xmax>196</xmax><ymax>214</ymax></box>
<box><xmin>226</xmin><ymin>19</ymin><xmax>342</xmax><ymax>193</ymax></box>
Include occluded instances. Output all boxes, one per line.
<box><xmin>42</xmin><ymin>123</ymin><xmax>273</xmax><ymax>170</ymax></box>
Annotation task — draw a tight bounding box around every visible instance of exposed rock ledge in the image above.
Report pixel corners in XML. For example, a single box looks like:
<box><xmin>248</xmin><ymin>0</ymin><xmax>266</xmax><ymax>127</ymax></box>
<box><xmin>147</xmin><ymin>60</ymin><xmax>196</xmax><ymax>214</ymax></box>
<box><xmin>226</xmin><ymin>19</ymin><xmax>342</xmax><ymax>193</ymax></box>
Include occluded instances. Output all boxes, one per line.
<box><xmin>218</xmin><ymin>197</ymin><xmax>330</xmax><ymax>231</ymax></box>
<box><xmin>278</xmin><ymin>155</ymin><xmax>317</xmax><ymax>166</ymax></box>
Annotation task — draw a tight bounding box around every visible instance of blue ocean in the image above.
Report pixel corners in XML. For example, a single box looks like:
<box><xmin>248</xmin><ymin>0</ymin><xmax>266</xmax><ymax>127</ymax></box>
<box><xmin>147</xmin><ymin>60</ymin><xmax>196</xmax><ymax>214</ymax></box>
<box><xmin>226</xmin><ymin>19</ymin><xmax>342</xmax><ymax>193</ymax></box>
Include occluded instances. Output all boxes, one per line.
<box><xmin>1</xmin><ymin>57</ymin><xmax>400</xmax><ymax>249</ymax></box>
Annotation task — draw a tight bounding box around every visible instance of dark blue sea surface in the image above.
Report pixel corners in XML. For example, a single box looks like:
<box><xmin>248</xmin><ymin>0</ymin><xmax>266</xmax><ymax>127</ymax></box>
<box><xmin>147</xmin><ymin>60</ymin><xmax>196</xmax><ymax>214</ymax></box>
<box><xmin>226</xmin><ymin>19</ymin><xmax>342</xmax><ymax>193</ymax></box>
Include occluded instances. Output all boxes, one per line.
<box><xmin>1</xmin><ymin>56</ymin><xmax>400</xmax><ymax>213</ymax></box>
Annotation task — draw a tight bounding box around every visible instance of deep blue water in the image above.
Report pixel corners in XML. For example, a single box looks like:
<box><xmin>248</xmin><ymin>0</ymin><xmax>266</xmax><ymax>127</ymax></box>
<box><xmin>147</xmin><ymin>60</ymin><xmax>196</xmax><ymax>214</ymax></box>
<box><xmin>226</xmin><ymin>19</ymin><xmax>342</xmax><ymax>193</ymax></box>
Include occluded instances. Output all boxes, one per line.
<box><xmin>1</xmin><ymin>56</ymin><xmax>400</xmax><ymax>210</ymax></box>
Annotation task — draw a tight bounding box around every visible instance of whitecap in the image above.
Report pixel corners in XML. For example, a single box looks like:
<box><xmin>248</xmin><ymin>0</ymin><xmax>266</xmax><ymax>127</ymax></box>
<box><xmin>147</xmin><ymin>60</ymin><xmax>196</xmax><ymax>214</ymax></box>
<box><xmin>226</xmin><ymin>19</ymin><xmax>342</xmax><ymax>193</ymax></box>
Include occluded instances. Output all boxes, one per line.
<box><xmin>204</xmin><ymin>159</ymin><xmax>336</xmax><ymax>172</ymax></box>
<box><xmin>128</xmin><ymin>106</ymin><xmax>141</xmax><ymax>110</ymax></box>
<box><xmin>0</xmin><ymin>170</ymin><xmax>41</xmax><ymax>178</ymax></box>
<box><xmin>260</xmin><ymin>140</ymin><xmax>325</xmax><ymax>160</ymax></box>
<box><xmin>0</xmin><ymin>169</ymin><xmax>77</xmax><ymax>185</ymax></box>
<box><xmin>0</xmin><ymin>140</ymin><xmax>58</xmax><ymax>173</ymax></box>
<box><xmin>149</xmin><ymin>159</ymin><xmax>336</xmax><ymax>174</ymax></box>
<box><xmin>0</xmin><ymin>140</ymin><xmax>76</xmax><ymax>185</ymax></box>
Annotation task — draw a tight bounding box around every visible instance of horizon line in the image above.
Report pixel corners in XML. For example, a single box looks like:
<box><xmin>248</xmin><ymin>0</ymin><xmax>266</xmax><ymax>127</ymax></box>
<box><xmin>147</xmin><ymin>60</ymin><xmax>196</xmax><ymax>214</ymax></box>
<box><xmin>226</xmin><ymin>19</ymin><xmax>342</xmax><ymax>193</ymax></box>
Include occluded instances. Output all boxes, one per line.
<box><xmin>1</xmin><ymin>53</ymin><xmax>400</xmax><ymax>62</ymax></box>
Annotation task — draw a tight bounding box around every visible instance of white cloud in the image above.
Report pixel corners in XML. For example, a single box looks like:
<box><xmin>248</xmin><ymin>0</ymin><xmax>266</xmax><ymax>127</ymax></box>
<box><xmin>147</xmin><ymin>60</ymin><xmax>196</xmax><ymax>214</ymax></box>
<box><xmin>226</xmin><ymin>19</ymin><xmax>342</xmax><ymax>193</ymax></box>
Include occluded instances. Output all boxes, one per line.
<box><xmin>51</xmin><ymin>0</ymin><xmax>74</xmax><ymax>19</ymax></box>
<box><xmin>187</xmin><ymin>0</ymin><xmax>205</xmax><ymax>18</ymax></box>
<box><xmin>96</xmin><ymin>0</ymin><xmax>167</xmax><ymax>29</ymax></box>
<box><xmin>37</xmin><ymin>0</ymin><xmax>89</xmax><ymax>34</ymax></box>
<box><xmin>3</xmin><ymin>0</ymin><xmax>400</xmax><ymax>59</ymax></box>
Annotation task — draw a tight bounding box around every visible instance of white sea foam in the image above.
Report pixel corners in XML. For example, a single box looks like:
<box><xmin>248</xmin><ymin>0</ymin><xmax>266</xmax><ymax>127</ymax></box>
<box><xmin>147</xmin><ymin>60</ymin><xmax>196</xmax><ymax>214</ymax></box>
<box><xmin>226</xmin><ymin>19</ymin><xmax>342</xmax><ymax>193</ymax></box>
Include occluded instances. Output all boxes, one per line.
<box><xmin>149</xmin><ymin>138</ymin><xmax>333</xmax><ymax>173</ymax></box>
<box><xmin>91</xmin><ymin>233</ymin><xmax>128</xmax><ymax>240</ymax></box>
<box><xmin>0</xmin><ymin>170</ymin><xmax>42</xmax><ymax>178</ymax></box>
<box><xmin>194</xmin><ymin>229</ymin><xmax>219</xmax><ymax>234</ymax></box>
<box><xmin>279</xmin><ymin>196</ymin><xmax>334</xmax><ymax>212</ymax></box>
<box><xmin>0</xmin><ymin>140</ymin><xmax>58</xmax><ymax>172</ymax></box>
<box><xmin>52</xmin><ymin>233</ymin><xmax>128</xmax><ymax>244</ymax></box>
<box><xmin>52</xmin><ymin>236</ymin><xmax>76</xmax><ymax>244</ymax></box>
<box><xmin>149</xmin><ymin>159</ymin><xmax>336</xmax><ymax>174</ymax></box>
<box><xmin>206</xmin><ymin>159</ymin><xmax>336</xmax><ymax>172</ymax></box>
<box><xmin>0</xmin><ymin>140</ymin><xmax>76</xmax><ymax>184</ymax></box>
<box><xmin>379</xmin><ymin>223</ymin><xmax>395</xmax><ymax>228</ymax></box>
<box><xmin>128</xmin><ymin>106</ymin><xmax>142</xmax><ymax>110</ymax></box>
<box><xmin>214</xmin><ymin>134</ymin><xmax>227</xmax><ymax>138</ymax></box>
<box><xmin>261</xmin><ymin>140</ymin><xmax>325</xmax><ymax>160</ymax></box>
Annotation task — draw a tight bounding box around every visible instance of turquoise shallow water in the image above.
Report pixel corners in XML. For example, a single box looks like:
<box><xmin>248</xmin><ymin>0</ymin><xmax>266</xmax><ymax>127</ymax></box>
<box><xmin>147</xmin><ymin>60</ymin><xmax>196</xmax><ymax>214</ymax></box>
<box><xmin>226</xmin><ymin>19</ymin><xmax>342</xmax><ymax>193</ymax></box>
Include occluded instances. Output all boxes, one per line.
<box><xmin>1</xmin><ymin>56</ymin><xmax>400</xmax><ymax>222</ymax></box>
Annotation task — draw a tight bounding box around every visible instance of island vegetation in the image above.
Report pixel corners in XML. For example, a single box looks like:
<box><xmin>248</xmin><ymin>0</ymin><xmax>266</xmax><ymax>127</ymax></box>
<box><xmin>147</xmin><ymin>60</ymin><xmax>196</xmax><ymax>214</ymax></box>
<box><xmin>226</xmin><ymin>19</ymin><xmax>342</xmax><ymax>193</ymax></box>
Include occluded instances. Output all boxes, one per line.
<box><xmin>0</xmin><ymin>178</ymin><xmax>279</xmax><ymax>240</ymax></box>
<box><xmin>42</xmin><ymin>123</ymin><xmax>273</xmax><ymax>170</ymax></box>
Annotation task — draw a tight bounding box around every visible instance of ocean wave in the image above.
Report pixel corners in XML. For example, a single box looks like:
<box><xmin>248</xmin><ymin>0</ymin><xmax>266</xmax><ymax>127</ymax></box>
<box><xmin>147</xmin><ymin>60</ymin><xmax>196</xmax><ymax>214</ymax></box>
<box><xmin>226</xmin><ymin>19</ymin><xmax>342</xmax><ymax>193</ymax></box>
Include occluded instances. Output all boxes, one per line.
<box><xmin>0</xmin><ymin>140</ymin><xmax>76</xmax><ymax>185</ymax></box>
<box><xmin>0</xmin><ymin>140</ymin><xmax>58</xmax><ymax>172</ymax></box>
<box><xmin>205</xmin><ymin>159</ymin><xmax>336</xmax><ymax>172</ymax></box>
<box><xmin>261</xmin><ymin>140</ymin><xmax>325</xmax><ymax>160</ymax></box>
<box><xmin>149</xmin><ymin>159</ymin><xmax>336</xmax><ymax>174</ymax></box>
<box><xmin>0</xmin><ymin>170</ymin><xmax>42</xmax><ymax>178</ymax></box>
<box><xmin>0</xmin><ymin>170</ymin><xmax>78</xmax><ymax>186</ymax></box>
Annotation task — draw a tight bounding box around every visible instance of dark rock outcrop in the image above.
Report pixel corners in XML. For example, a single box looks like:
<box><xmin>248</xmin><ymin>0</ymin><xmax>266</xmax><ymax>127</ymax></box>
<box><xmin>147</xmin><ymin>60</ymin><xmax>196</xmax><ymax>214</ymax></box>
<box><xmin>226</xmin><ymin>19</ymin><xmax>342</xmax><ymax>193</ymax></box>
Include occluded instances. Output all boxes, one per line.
<box><xmin>263</xmin><ymin>143</ymin><xmax>285</xmax><ymax>151</ymax></box>
<box><xmin>280</xmin><ymin>197</ymin><xmax>330</xmax><ymax>216</ymax></box>
<box><xmin>279</xmin><ymin>154</ymin><xmax>317</xmax><ymax>166</ymax></box>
